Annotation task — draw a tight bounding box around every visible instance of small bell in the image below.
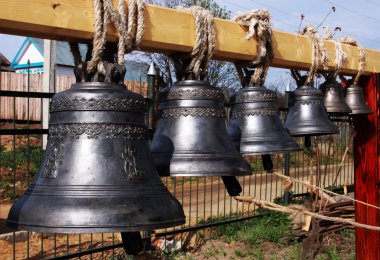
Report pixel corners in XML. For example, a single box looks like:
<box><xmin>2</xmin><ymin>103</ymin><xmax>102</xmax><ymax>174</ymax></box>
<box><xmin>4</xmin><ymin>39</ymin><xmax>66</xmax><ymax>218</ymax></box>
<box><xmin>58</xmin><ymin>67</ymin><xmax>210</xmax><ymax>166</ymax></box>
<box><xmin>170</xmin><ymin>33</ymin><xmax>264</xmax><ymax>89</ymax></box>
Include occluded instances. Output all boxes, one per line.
<box><xmin>284</xmin><ymin>85</ymin><xmax>339</xmax><ymax>136</ymax></box>
<box><xmin>319</xmin><ymin>79</ymin><xmax>351</xmax><ymax>115</ymax></box>
<box><xmin>151</xmin><ymin>80</ymin><xmax>251</xmax><ymax>178</ymax></box>
<box><xmin>7</xmin><ymin>63</ymin><xmax>185</xmax><ymax>236</ymax></box>
<box><xmin>228</xmin><ymin>86</ymin><xmax>299</xmax><ymax>155</ymax></box>
<box><xmin>345</xmin><ymin>84</ymin><xmax>372</xmax><ymax>115</ymax></box>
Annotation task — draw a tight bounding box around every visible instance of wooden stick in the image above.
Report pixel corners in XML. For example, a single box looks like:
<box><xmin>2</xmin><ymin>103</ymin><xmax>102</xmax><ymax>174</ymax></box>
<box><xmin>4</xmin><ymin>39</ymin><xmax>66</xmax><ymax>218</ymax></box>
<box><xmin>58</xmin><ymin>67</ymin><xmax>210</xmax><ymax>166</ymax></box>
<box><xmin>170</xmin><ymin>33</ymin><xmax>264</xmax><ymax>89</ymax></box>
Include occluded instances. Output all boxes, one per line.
<box><xmin>0</xmin><ymin>1</ymin><xmax>379</xmax><ymax>74</ymax></box>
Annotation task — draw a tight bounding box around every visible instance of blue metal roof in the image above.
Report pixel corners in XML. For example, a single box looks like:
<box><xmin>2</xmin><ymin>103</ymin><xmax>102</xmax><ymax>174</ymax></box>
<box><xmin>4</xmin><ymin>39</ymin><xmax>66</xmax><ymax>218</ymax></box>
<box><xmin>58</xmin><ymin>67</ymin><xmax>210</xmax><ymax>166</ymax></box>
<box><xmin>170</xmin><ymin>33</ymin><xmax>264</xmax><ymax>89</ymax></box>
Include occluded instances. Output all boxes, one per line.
<box><xmin>11</xmin><ymin>37</ymin><xmax>149</xmax><ymax>82</ymax></box>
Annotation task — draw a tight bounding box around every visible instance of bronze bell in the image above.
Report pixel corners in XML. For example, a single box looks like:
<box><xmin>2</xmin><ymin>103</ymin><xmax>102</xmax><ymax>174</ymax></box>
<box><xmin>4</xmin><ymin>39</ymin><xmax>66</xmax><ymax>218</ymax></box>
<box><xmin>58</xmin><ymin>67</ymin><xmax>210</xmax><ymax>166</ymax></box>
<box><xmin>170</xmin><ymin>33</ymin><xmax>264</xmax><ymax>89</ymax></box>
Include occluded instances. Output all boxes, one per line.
<box><xmin>228</xmin><ymin>86</ymin><xmax>299</xmax><ymax>155</ymax></box>
<box><xmin>319</xmin><ymin>79</ymin><xmax>352</xmax><ymax>114</ymax></box>
<box><xmin>151</xmin><ymin>80</ymin><xmax>251</xmax><ymax>193</ymax></box>
<box><xmin>345</xmin><ymin>84</ymin><xmax>372</xmax><ymax>115</ymax></box>
<box><xmin>7</xmin><ymin>64</ymin><xmax>185</xmax><ymax>236</ymax></box>
<box><xmin>284</xmin><ymin>85</ymin><xmax>339</xmax><ymax>136</ymax></box>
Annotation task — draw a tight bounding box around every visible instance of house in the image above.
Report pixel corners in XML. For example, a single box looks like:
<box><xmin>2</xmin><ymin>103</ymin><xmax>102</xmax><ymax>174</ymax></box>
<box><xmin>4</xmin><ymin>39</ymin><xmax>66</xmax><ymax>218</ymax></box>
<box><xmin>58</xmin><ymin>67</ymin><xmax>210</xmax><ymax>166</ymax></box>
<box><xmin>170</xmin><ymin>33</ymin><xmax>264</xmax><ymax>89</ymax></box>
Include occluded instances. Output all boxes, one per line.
<box><xmin>10</xmin><ymin>37</ymin><xmax>149</xmax><ymax>85</ymax></box>
<box><xmin>0</xmin><ymin>52</ymin><xmax>13</xmax><ymax>72</ymax></box>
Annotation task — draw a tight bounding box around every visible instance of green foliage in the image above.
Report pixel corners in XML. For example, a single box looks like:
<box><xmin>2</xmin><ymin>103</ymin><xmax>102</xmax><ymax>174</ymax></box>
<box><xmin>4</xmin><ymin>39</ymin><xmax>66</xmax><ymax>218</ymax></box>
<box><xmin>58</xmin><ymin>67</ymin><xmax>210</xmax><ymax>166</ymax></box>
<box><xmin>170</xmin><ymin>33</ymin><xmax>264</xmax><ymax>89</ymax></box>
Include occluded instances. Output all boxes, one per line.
<box><xmin>250</xmin><ymin>247</ymin><xmax>264</xmax><ymax>260</ymax></box>
<box><xmin>0</xmin><ymin>145</ymin><xmax>42</xmax><ymax>177</ymax></box>
<box><xmin>327</xmin><ymin>246</ymin><xmax>340</xmax><ymax>260</ymax></box>
<box><xmin>285</xmin><ymin>242</ymin><xmax>301</xmax><ymax>260</ymax></box>
<box><xmin>205</xmin><ymin>246</ymin><xmax>219</xmax><ymax>257</ymax></box>
<box><xmin>234</xmin><ymin>248</ymin><xmax>248</xmax><ymax>258</ymax></box>
<box><xmin>212</xmin><ymin>211</ymin><xmax>291</xmax><ymax>246</ymax></box>
<box><xmin>188</xmin><ymin>0</ymin><xmax>231</xmax><ymax>19</ymax></box>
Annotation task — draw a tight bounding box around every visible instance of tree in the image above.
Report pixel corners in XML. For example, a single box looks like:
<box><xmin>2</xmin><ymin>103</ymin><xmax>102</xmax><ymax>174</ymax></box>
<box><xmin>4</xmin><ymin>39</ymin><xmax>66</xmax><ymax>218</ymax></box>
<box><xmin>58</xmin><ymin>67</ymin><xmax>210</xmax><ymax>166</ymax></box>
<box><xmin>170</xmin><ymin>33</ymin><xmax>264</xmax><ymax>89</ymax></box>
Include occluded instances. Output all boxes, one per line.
<box><xmin>142</xmin><ymin>0</ymin><xmax>240</xmax><ymax>95</ymax></box>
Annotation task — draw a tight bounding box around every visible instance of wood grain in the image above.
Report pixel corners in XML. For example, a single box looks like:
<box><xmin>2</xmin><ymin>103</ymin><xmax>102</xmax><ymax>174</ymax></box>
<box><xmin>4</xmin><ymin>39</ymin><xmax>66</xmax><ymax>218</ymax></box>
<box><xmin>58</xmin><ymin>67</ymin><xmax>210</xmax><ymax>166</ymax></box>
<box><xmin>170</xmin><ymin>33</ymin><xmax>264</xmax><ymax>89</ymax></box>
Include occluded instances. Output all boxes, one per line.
<box><xmin>0</xmin><ymin>1</ymin><xmax>379</xmax><ymax>74</ymax></box>
<box><xmin>353</xmin><ymin>73</ymin><xmax>380</xmax><ymax>260</ymax></box>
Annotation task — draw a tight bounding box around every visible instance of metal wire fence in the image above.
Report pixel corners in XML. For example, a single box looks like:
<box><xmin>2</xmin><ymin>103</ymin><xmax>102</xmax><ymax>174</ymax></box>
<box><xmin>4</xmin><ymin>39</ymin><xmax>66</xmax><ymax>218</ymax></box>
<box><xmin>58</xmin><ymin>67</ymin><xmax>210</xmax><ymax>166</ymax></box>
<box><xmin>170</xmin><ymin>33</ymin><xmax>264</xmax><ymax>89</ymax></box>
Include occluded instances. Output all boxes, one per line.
<box><xmin>0</xmin><ymin>75</ymin><xmax>354</xmax><ymax>259</ymax></box>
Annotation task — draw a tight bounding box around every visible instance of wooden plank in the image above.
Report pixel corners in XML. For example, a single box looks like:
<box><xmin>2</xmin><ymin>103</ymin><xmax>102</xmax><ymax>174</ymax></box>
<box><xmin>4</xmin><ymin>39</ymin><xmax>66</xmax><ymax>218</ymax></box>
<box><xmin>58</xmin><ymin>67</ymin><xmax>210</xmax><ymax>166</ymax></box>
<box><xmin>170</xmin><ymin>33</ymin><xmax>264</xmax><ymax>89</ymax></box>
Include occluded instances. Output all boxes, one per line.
<box><xmin>0</xmin><ymin>1</ymin><xmax>379</xmax><ymax>74</ymax></box>
<box><xmin>353</xmin><ymin>73</ymin><xmax>380</xmax><ymax>260</ymax></box>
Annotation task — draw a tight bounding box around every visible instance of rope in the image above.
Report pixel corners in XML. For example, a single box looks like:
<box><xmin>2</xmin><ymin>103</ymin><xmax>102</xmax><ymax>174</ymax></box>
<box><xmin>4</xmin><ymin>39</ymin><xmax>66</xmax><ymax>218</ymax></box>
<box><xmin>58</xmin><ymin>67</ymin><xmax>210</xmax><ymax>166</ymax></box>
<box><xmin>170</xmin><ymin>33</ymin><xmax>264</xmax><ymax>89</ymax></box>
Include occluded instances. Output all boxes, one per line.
<box><xmin>88</xmin><ymin>0</ymin><xmax>145</xmax><ymax>73</ymax></box>
<box><xmin>322</xmin><ymin>26</ymin><xmax>347</xmax><ymax>77</ymax></box>
<box><xmin>273</xmin><ymin>171</ymin><xmax>380</xmax><ymax>211</ymax></box>
<box><xmin>340</xmin><ymin>36</ymin><xmax>366</xmax><ymax>85</ymax></box>
<box><xmin>235</xmin><ymin>195</ymin><xmax>380</xmax><ymax>231</ymax></box>
<box><xmin>233</xmin><ymin>9</ymin><xmax>273</xmax><ymax>86</ymax></box>
<box><xmin>302</xmin><ymin>25</ymin><xmax>329</xmax><ymax>85</ymax></box>
<box><xmin>171</xmin><ymin>6</ymin><xmax>216</xmax><ymax>81</ymax></box>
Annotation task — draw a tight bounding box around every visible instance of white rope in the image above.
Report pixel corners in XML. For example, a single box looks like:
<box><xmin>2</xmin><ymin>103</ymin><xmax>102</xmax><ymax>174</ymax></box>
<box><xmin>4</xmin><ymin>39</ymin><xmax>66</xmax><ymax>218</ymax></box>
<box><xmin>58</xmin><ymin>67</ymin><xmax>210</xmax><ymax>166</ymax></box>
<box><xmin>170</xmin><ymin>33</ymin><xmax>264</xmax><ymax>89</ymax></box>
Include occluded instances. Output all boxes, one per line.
<box><xmin>340</xmin><ymin>36</ymin><xmax>366</xmax><ymax>85</ymax></box>
<box><xmin>88</xmin><ymin>0</ymin><xmax>145</xmax><ymax>73</ymax></box>
<box><xmin>233</xmin><ymin>9</ymin><xmax>273</xmax><ymax>86</ymax></box>
<box><xmin>235</xmin><ymin>195</ymin><xmax>380</xmax><ymax>231</ymax></box>
<box><xmin>172</xmin><ymin>6</ymin><xmax>216</xmax><ymax>80</ymax></box>
<box><xmin>302</xmin><ymin>25</ymin><xmax>329</xmax><ymax>85</ymax></box>
<box><xmin>273</xmin><ymin>171</ymin><xmax>380</xmax><ymax>211</ymax></box>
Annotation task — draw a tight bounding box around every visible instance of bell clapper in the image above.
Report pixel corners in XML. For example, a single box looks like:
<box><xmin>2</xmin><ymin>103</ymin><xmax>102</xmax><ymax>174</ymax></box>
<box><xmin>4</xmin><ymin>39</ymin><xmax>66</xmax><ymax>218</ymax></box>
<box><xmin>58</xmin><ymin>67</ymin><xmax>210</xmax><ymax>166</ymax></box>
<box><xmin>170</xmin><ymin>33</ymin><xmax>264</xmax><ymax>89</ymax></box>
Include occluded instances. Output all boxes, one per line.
<box><xmin>121</xmin><ymin>232</ymin><xmax>144</xmax><ymax>255</ymax></box>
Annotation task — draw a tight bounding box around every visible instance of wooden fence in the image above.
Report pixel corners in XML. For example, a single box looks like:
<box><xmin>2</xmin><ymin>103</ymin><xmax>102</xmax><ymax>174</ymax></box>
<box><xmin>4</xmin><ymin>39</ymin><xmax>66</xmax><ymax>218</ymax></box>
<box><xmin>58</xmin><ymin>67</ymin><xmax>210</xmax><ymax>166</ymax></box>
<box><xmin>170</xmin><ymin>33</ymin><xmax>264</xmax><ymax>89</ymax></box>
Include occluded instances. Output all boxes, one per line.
<box><xmin>0</xmin><ymin>72</ymin><xmax>148</xmax><ymax>121</ymax></box>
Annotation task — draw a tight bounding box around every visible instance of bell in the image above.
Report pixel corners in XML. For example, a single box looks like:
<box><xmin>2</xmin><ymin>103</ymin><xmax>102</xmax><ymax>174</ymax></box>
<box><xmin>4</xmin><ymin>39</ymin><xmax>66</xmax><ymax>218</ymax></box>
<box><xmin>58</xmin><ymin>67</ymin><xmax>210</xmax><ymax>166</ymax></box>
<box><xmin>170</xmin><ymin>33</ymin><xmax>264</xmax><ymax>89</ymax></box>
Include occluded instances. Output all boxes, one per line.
<box><xmin>227</xmin><ymin>94</ymin><xmax>241</xmax><ymax>149</ymax></box>
<box><xmin>228</xmin><ymin>86</ymin><xmax>299</xmax><ymax>155</ymax></box>
<box><xmin>7</xmin><ymin>71</ymin><xmax>185</xmax><ymax>235</ymax></box>
<box><xmin>284</xmin><ymin>85</ymin><xmax>339</xmax><ymax>136</ymax></box>
<box><xmin>151</xmin><ymin>80</ymin><xmax>251</xmax><ymax>179</ymax></box>
<box><xmin>319</xmin><ymin>80</ymin><xmax>352</xmax><ymax>114</ymax></box>
<box><xmin>344</xmin><ymin>84</ymin><xmax>372</xmax><ymax>115</ymax></box>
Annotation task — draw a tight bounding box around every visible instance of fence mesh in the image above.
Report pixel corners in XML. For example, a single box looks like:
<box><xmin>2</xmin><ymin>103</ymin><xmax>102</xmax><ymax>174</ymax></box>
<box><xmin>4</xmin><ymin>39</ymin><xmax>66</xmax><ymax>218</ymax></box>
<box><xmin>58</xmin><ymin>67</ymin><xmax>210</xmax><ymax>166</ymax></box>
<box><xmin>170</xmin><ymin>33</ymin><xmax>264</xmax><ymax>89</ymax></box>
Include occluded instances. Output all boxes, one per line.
<box><xmin>0</xmin><ymin>72</ymin><xmax>354</xmax><ymax>259</ymax></box>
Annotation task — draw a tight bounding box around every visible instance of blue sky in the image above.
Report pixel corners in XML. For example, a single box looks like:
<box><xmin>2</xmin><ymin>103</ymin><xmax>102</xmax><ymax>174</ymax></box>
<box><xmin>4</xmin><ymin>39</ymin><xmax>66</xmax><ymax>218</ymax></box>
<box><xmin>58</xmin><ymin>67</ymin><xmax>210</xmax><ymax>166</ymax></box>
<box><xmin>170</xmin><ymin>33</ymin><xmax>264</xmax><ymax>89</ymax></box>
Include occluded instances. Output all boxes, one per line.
<box><xmin>1</xmin><ymin>0</ymin><xmax>379</xmax><ymax>89</ymax></box>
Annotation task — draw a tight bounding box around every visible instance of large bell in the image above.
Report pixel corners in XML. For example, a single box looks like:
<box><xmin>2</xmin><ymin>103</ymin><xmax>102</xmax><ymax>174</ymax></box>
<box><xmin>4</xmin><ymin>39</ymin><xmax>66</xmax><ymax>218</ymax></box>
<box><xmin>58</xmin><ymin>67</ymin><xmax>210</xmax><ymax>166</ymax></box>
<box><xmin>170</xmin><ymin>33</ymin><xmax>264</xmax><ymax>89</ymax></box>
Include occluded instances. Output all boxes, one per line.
<box><xmin>344</xmin><ymin>84</ymin><xmax>372</xmax><ymax>115</ymax></box>
<box><xmin>284</xmin><ymin>85</ymin><xmax>339</xmax><ymax>136</ymax></box>
<box><xmin>151</xmin><ymin>80</ymin><xmax>251</xmax><ymax>178</ymax></box>
<box><xmin>228</xmin><ymin>86</ymin><xmax>299</xmax><ymax>155</ymax></box>
<box><xmin>319</xmin><ymin>80</ymin><xmax>352</xmax><ymax>114</ymax></box>
<box><xmin>7</xmin><ymin>80</ymin><xmax>185</xmax><ymax>234</ymax></box>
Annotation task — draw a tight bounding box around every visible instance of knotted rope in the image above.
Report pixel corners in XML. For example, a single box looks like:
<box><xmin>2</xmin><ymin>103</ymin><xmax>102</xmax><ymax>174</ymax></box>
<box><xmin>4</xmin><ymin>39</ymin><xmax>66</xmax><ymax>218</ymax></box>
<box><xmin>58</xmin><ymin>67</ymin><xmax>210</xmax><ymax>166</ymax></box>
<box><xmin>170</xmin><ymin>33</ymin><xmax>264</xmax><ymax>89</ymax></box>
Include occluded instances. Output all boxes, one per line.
<box><xmin>322</xmin><ymin>26</ymin><xmax>347</xmax><ymax>77</ymax></box>
<box><xmin>235</xmin><ymin>195</ymin><xmax>380</xmax><ymax>231</ymax></box>
<box><xmin>302</xmin><ymin>25</ymin><xmax>329</xmax><ymax>85</ymax></box>
<box><xmin>340</xmin><ymin>36</ymin><xmax>366</xmax><ymax>85</ymax></box>
<box><xmin>233</xmin><ymin>9</ymin><xmax>273</xmax><ymax>86</ymax></box>
<box><xmin>87</xmin><ymin>0</ymin><xmax>145</xmax><ymax>73</ymax></box>
<box><xmin>273</xmin><ymin>171</ymin><xmax>380</xmax><ymax>211</ymax></box>
<box><xmin>170</xmin><ymin>6</ymin><xmax>216</xmax><ymax>81</ymax></box>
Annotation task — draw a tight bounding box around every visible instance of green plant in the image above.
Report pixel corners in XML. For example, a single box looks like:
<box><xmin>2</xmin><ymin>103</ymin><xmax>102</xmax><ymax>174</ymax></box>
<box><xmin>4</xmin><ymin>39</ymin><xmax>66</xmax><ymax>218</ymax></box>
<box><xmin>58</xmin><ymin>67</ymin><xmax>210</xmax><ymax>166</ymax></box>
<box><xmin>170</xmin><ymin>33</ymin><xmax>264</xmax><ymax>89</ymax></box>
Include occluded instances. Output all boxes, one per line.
<box><xmin>0</xmin><ymin>145</ymin><xmax>42</xmax><ymax>178</ymax></box>
<box><xmin>250</xmin><ymin>247</ymin><xmax>264</xmax><ymax>260</ymax></box>
<box><xmin>205</xmin><ymin>246</ymin><xmax>219</xmax><ymax>257</ymax></box>
<box><xmin>218</xmin><ymin>245</ymin><xmax>226</xmax><ymax>256</ymax></box>
<box><xmin>285</xmin><ymin>242</ymin><xmax>301</xmax><ymax>260</ymax></box>
<box><xmin>326</xmin><ymin>245</ymin><xmax>340</xmax><ymax>260</ymax></box>
<box><xmin>234</xmin><ymin>248</ymin><xmax>248</xmax><ymax>257</ymax></box>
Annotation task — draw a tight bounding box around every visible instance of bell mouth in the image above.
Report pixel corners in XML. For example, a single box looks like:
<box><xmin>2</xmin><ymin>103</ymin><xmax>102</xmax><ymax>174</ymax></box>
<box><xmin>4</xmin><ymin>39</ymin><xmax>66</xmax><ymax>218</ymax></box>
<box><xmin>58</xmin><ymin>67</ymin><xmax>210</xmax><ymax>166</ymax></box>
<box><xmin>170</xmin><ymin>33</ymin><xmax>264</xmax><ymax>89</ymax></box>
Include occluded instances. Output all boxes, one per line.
<box><xmin>7</xmin><ymin>191</ymin><xmax>186</xmax><ymax>233</ymax></box>
<box><xmin>152</xmin><ymin>152</ymin><xmax>252</xmax><ymax>177</ymax></box>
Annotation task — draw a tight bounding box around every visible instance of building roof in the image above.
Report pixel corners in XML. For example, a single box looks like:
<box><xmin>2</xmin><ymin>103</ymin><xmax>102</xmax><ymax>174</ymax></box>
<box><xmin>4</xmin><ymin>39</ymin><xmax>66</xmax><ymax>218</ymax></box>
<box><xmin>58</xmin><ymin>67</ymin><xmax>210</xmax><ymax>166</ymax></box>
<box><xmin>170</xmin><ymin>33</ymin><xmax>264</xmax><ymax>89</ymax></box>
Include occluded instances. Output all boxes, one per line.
<box><xmin>10</xmin><ymin>37</ymin><xmax>150</xmax><ymax>82</ymax></box>
<box><xmin>0</xmin><ymin>52</ymin><xmax>11</xmax><ymax>66</ymax></box>
<box><xmin>31</xmin><ymin>38</ymin><xmax>88</xmax><ymax>67</ymax></box>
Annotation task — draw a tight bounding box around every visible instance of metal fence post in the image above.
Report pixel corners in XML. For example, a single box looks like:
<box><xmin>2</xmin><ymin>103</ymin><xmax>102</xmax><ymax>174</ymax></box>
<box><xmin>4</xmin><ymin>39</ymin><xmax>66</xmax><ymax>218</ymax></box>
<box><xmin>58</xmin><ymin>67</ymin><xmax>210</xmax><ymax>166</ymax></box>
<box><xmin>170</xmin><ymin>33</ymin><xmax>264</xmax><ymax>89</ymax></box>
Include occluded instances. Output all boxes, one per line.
<box><xmin>284</xmin><ymin>89</ymin><xmax>291</xmax><ymax>205</ymax></box>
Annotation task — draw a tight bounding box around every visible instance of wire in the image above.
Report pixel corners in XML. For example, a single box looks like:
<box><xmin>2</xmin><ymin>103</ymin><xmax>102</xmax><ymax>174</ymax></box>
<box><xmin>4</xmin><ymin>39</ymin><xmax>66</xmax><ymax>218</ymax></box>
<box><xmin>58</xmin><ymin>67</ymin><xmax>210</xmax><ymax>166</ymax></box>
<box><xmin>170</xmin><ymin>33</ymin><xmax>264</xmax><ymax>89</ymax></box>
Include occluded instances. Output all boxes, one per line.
<box><xmin>323</xmin><ymin>0</ymin><xmax>380</xmax><ymax>23</ymax></box>
<box><xmin>218</xmin><ymin>0</ymin><xmax>380</xmax><ymax>48</ymax></box>
<box><xmin>218</xmin><ymin>0</ymin><xmax>298</xmax><ymax>31</ymax></box>
<box><xmin>363</xmin><ymin>0</ymin><xmax>380</xmax><ymax>7</ymax></box>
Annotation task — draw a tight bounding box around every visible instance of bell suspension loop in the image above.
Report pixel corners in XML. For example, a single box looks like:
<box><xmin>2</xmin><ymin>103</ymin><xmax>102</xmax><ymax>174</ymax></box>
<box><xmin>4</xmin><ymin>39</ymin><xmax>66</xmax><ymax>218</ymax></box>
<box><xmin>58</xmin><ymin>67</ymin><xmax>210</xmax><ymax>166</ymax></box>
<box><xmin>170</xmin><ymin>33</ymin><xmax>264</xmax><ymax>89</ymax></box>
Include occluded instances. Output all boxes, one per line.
<box><xmin>284</xmin><ymin>26</ymin><xmax>339</xmax><ymax>148</ymax></box>
<box><xmin>229</xmin><ymin>9</ymin><xmax>298</xmax><ymax>172</ymax></box>
<box><xmin>339</xmin><ymin>36</ymin><xmax>372</xmax><ymax>116</ymax></box>
<box><xmin>151</xmin><ymin>6</ymin><xmax>251</xmax><ymax>197</ymax></box>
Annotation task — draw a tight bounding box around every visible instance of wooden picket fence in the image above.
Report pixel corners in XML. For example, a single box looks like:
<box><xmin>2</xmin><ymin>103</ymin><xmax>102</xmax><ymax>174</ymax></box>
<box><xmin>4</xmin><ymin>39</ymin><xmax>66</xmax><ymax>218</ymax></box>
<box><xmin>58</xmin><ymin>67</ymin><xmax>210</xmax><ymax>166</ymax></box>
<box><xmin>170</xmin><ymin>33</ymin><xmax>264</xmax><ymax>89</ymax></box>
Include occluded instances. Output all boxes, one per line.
<box><xmin>0</xmin><ymin>72</ymin><xmax>147</xmax><ymax>121</ymax></box>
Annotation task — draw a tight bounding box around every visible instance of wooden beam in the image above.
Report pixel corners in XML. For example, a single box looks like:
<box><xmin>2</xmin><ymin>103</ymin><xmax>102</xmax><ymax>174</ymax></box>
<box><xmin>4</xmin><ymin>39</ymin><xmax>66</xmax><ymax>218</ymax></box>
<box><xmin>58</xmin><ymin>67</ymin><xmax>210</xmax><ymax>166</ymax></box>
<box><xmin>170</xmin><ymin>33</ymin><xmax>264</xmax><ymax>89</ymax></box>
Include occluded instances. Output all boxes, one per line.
<box><xmin>0</xmin><ymin>1</ymin><xmax>379</xmax><ymax>74</ymax></box>
<box><xmin>354</xmin><ymin>74</ymin><xmax>380</xmax><ymax>259</ymax></box>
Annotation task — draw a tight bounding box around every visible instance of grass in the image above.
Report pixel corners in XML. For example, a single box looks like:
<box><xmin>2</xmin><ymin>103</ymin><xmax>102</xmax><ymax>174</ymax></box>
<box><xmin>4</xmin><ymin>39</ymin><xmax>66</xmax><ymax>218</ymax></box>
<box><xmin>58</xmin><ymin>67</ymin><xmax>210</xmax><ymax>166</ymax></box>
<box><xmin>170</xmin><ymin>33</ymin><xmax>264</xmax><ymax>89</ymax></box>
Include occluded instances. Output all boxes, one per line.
<box><xmin>0</xmin><ymin>145</ymin><xmax>42</xmax><ymax>199</ymax></box>
<box><xmin>213</xmin><ymin>211</ymin><xmax>292</xmax><ymax>246</ymax></box>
